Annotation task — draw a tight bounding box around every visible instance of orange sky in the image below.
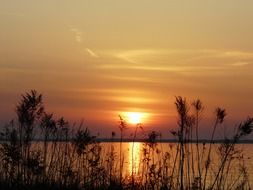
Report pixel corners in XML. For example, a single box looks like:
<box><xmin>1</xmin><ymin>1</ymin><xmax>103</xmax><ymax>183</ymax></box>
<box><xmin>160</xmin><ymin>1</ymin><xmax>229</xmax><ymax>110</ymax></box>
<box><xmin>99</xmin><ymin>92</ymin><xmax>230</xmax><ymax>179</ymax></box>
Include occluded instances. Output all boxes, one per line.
<box><xmin>0</xmin><ymin>1</ymin><xmax>253</xmax><ymax>138</ymax></box>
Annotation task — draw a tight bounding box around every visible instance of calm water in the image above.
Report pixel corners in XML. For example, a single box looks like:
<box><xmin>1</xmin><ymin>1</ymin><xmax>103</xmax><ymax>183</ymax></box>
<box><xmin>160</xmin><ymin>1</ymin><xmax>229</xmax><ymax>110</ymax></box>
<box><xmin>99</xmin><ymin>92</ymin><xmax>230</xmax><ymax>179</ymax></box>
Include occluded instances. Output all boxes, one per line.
<box><xmin>30</xmin><ymin>141</ymin><xmax>253</xmax><ymax>188</ymax></box>
<box><xmin>100</xmin><ymin>142</ymin><xmax>253</xmax><ymax>186</ymax></box>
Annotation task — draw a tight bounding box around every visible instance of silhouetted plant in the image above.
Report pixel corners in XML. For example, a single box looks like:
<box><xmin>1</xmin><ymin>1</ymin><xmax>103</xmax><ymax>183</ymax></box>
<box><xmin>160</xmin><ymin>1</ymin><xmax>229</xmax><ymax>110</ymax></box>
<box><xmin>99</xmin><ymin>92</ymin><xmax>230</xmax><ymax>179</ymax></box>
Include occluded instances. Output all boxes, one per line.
<box><xmin>192</xmin><ymin>99</ymin><xmax>204</xmax><ymax>189</ymax></box>
<box><xmin>203</xmin><ymin>107</ymin><xmax>226</xmax><ymax>190</ymax></box>
<box><xmin>15</xmin><ymin>90</ymin><xmax>44</xmax><ymax>183</ymax></box>
<box><xmin>106</xmin><ymin>131</ymin><xmax>117</xmax><ymax>187</ymax></box>
<box><xmin>0</xmin><ymin>122</ymin><xmax>21</xmax><ymax>185</ymax></box>
<box><xmin>129</xmin><ymin>123</ymin><xmax>144</xmax><ymax>189</ymax></box>
<box><xmin>208</xmin><ymin>117</ymin><xmax>253</xmax><ymax>190</ymax></box>
<box><xmin>175</xmin><ymin>96</ymin><xmax>189</xmax><ymax>190</ymax></box>
<box><xmin>16</xmin><ymin>90</ymin><xmax>44</xmax><ymax>148</ymax></box>
<box><xmin>24</xmin><ymin>150</ymin><xmax>44</xmax><ymax>180</ymax></box>
<box><xmin>118</xmin><ymin>115</ymin><xmax>127</xmax><ymax>186</ymax></box>
<box><xmin>73</xmin><ymin>127</ymin><xmax>93</xmax><ymax>156</ymax></box>
<box><xmin>40</xmin><ymin>112</ymin><xmax>56</xmax><ymax>178</ymax></box>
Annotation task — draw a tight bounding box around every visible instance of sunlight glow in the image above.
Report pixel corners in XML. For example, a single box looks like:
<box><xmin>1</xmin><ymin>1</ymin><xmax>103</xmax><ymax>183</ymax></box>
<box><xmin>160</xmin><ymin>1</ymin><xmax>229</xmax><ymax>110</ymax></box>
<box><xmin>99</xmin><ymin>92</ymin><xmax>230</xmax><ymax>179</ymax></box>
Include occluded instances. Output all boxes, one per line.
<box><xmin>126</xmin><ymin>112</ymin><xmax>143</xmax><ymax>124</ymax></box>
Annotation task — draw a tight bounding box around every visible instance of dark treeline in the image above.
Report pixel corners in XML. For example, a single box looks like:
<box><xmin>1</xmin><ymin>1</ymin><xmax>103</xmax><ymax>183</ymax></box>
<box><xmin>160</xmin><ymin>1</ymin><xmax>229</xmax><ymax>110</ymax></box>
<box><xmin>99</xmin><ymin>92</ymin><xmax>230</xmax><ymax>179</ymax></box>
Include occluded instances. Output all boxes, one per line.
<box><xmin>0</xmin><ymin>90</ymin><xmax>252</xmax><ymax>190</ymax></box>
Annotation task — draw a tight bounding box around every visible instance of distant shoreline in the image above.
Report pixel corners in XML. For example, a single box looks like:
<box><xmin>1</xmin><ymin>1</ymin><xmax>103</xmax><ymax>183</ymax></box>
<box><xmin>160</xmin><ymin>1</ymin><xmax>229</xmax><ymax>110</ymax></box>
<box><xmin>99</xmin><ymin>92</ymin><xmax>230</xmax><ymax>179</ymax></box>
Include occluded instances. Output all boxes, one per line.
<box><xmin>98</xmin><ymin>138</ymin><xmax>253</xmax><ymax>144</ymax></box>
<box><xmin>1</xmin><ymin>138</ymin><xmax>253</xmax><ymax>144</ymax></box>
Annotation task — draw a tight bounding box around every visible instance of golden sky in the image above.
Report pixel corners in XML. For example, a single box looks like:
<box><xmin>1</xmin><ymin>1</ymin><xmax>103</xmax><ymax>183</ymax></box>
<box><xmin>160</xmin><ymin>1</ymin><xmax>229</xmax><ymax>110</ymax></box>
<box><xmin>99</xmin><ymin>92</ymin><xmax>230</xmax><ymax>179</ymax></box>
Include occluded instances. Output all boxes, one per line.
<box><xmin>0</xmin><ymin>0</ymin><xmax>253</xmax><ymax>138</ymax></box>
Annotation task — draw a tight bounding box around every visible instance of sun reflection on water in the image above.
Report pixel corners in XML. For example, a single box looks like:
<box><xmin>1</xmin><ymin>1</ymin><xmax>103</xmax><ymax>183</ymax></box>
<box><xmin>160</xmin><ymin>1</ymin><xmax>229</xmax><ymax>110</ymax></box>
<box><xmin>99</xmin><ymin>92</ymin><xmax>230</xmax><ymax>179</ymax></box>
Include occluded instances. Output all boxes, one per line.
<box><xmin>128</xmin><ymin>142</ymin><xmax>141</xmax><ymax>176</ymax></box>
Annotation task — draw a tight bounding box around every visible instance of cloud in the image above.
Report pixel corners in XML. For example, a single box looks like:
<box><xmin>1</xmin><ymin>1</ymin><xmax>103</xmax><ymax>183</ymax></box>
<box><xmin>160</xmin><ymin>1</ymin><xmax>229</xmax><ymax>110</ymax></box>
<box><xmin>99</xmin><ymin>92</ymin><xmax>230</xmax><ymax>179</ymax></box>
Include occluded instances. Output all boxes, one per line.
<box><xmin>85</xmin><ymin>48</ymin><xmax>98</xmax><ymax>58</ymax></box>
<box><xmin>222</xmin><ymin>51</ymin><xmax>253</xmax><ymax>59</ymax></box>
<box><xmin>116</xmin><ymin>49</ymin><xmax>156</xmax><ymax>64</ymax></box>
<box><xmin>96</xmin><ymin>49</ymin><xmax>253</xmax><ymax>77</ymax></box>
<box><xmin>110</xmin><ymin>49</ymin><xmax>253</xmax><ymax>67</ymax></box>
<box><xmin>113</xmin><ymin>49</ymin><xmax>253</xmax><ymax>62</ymax></box>
<box><xmin>231</xmin><ymin>61</ymin><xmax>251</xmax><ymax>66</ymax></box>
<box><xmin>69</xmin><ymin>27</ymin><xmax>82</xmax><ymax>43</ymax></box>
<box><xmin>68</xmin><ymin>26</ymin><xmax>98</xmax><ymax>58</ymax></box>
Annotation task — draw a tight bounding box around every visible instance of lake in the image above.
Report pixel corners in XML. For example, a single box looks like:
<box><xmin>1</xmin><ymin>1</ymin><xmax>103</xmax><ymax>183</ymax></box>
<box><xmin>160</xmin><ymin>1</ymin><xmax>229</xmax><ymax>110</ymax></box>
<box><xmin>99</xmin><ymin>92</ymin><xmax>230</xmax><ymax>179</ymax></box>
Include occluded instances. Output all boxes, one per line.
<box><xmin>1</xmin><ymin>141</ymin><xmax>252</xmax><ymax>189</ymax></box>
<box><xmin>100</xmin><ymin>142</ymin><xmax>253</xmax><ymax>187</ymax></box>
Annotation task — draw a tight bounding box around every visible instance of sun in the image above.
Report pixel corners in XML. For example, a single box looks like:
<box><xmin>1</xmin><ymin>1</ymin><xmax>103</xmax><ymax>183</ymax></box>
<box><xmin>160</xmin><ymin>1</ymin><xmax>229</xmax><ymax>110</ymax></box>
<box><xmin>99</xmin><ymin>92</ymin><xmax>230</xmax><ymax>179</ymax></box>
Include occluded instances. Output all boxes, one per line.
<box><xmin>127</xmin><ymin>112</ymin><xmax>142</xmax><ymax>124</ymax></box>
<box><xmin>121</xmin><ymin>111</ymin><xmax>149</xmax><ymax>125</ymax></box>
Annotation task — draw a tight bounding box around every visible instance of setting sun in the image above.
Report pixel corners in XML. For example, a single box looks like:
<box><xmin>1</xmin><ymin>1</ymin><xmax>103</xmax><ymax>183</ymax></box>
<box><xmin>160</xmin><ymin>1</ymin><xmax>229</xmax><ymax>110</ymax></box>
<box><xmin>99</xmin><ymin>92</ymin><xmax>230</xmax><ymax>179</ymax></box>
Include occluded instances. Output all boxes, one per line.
<box><xmin>126</xmin><ymin>112</ymin><xmax>142</xmax><ymax>124</ymax></box>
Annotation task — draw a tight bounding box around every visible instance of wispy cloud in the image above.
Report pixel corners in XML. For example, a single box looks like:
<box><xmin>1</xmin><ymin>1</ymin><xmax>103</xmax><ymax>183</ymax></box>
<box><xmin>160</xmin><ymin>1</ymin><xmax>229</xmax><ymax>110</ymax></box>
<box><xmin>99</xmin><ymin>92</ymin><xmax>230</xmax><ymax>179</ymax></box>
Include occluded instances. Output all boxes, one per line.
<box><xmin>222</xmin><ymin>51</ymin><xmax>253</xmax><ymax>59</ymax></box>
<box><xmin>69</xmin><ymin>27</ymin><xmax>98</xmax><ymax>58</ymax></box>
<box><xmin>116</xmin><ymin>49</ymin><xmax>155</xmax><ymax>64</ymax></box>
<box><xmin>231</xmin><ymin>61</ymin><xmax>251</xmax><ymax>66</ymax></box>
<box><xmin>108</xmin><ymin>49</ymin><xmax>253</xmax><ymax>69</ymax></box>
<box><xmin>85</xmin><ymin>48</ymin><xmax>98</xmax><ymax>58</ymax></box>
<box><xmin>69</xmin><ymin>27</ymin><xmax>82</xmax><ymax>43</ymax></box>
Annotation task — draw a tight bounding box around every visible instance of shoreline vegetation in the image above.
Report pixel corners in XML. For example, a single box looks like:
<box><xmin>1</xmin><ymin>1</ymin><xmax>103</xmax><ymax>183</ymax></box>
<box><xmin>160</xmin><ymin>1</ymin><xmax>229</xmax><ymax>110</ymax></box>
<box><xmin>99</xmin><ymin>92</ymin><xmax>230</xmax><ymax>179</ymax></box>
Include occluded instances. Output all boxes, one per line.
<box><xmin>0</xmin><ymin>90</ymin><xmax>253</xmax><ymax>190</ymax></box>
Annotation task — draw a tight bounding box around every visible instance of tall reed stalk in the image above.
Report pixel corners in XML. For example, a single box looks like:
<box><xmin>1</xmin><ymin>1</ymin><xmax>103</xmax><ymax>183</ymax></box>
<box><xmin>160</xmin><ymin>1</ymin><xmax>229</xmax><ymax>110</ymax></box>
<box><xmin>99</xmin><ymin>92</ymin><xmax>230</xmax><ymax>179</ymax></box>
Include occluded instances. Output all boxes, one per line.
<box><xmin>118</xmin><ymin>115</ymin><xmax>127</xmax><ymax>186</ymax></box>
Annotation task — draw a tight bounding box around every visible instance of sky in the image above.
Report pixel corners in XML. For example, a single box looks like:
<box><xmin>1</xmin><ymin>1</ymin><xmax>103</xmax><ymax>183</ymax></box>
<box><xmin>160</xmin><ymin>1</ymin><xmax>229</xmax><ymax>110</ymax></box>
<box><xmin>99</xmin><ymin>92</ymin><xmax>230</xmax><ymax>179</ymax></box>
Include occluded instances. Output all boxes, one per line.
<box><xmin>0</xmin><ymin>0</ymin><xmax>253</xmax><ymax>138</ymax></box>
